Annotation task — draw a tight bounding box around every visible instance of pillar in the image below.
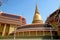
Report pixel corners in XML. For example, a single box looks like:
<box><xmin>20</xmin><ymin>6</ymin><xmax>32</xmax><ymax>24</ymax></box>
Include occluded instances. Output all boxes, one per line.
<box><xmin>23</xmin><ymin>31</ymin><xmax>24</xmax><ymax>36</ymax></box>
<box><xmin>36</xmin><ymin>30</ymin><xmax>37</xmax><ymax>36</ymax></box>
<box><xmin>0</xmin><ymin>23</ymin><xmax>1</xmax><ymax>36</ymax></box>
<box><xmin>29</xmin><ymin>31</ymin><xmax>30</xmax><ymax>36</ymax></box>
<box><xmin>43</xmin><ymin>28</ymin><xmax>45</xmax><ymax>36</ymax></box>
<box><xmin>2</xmin><ymin>24</ymin><xmax>6</xmax><ymax>36</ymax></box>
<box><xmin>8</xmin><ymin>24</ymin><xmax>15</xmax><ymax>34</ymax></box>
<box><xmin>50</xmin><ymin>27</ymin><xmax>53</xmax><ymax>40</ymax></box>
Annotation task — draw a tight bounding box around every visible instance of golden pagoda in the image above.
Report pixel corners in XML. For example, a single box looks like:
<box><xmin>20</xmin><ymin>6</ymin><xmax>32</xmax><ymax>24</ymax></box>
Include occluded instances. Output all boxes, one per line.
<box><xmin>32</xmin><ymin>5</ymin><xmax>43</xmax><ymax>24</ymax></box>
<box><xmin>9</xmin><ymin>5</ymin><xmax>58</xmax><ymax>39</ymax></box>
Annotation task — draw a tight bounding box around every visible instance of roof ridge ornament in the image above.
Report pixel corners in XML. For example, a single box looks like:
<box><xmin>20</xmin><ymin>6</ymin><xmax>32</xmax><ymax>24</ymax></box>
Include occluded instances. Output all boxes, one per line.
<box><xmin>58</xmin><ymin>6</ymin><xmax>60</xmax><ymax>9</ymax></box>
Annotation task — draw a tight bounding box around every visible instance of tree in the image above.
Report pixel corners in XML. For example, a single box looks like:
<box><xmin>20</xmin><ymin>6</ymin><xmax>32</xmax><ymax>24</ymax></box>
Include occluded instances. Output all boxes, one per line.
<box><xmin>0</xmin><ymin>0</ymin><xmax>8</xmax><ymax>6</ymax></box>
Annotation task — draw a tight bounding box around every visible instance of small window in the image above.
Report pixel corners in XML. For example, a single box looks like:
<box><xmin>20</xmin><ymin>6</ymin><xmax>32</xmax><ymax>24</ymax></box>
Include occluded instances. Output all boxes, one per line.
<box><xmin>11</xmin><ymin>16</ymin><xmax>19</xmax><ymax>19</ymax></box>
<box><xmin>22</xmin><ymin>18</ymin><xmax>25</xmax><ymax>20</ymax></box>
<box><xmin>2</xmin><ymin>13</ymin><xmax>9</xmax><ymax>16</ymax></box>
<box><xmin>2</xmin><ymin>13</ymin><xmax>19</xmax><ymax>19</ymax></box>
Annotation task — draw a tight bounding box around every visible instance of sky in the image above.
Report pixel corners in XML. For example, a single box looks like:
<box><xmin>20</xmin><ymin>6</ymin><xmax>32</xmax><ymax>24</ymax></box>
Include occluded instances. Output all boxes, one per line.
<box><xmin>0</xmin><ymin>0</ymin><xmax>60</xmax><ymax>24</ymax></box>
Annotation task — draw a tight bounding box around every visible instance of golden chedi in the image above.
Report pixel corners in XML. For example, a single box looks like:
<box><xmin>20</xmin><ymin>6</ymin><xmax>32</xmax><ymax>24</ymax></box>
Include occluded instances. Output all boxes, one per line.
<box><xmin>32</xmin><ymin>5</ymin><xmax>43</xmax><ymax>24</ymax></box>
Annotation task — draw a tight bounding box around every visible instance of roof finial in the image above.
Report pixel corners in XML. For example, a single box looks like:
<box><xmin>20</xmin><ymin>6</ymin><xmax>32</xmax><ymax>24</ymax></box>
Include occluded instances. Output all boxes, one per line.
<box><xmin>35</xmin><ymin>4</ymin><xmax>39</xmax><ymax>13</ymax></box>
<box><xmin>58</xmin><ymin>5</ymin><xmax>60</xmax><ymax>9</ymax></box>
<box><xmin>36</xmin><ymin>4</ymin><xmax>38</xmax><ymax>9</ymax></box>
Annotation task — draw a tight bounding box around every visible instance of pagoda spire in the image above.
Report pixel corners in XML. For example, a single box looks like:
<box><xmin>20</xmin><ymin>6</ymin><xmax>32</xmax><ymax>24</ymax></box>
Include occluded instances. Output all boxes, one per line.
<box><xmin>35</xmin><ymin>4</ymin><xmax>39</xmax><ymax>13</ymax></box>
<box><xmin>32</xmin><ymin>4</ymin><xmax>43</xmax><ymax>24</ymax></box>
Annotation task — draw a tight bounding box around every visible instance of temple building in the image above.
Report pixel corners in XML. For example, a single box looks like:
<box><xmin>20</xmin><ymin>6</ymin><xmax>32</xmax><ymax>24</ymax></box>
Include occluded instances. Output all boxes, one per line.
<box><xmin>9</xmin><ymin>5</ymin><xmax>59</xmax><ymax>39</ymax></box>
<box><xmin>0</xmin><ymin>4</ymin><xmax>60</xmax><ymax>39</ymax></box>
<box><xmin>45</xmin><ymin>7</ymin><xmax>60</xmax><ymax>37</ymax></box>
<box><xmin>0</xmin><ymin>12</ymin><xmax>26</xmax><ymax>36</ymax></box>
